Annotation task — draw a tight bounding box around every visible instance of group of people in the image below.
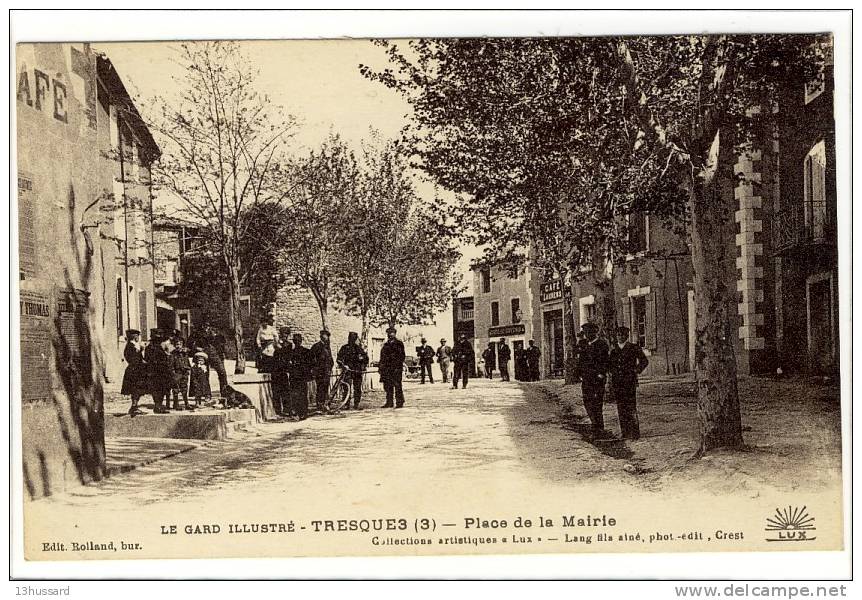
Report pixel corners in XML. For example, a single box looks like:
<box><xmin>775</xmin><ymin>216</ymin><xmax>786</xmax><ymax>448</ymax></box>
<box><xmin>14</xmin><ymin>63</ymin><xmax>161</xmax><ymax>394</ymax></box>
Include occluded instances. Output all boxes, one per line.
<box><xmin>575</xmin><ymin>323</ymin><xmax>650</xmax><ymax>441</ymax></box>
<box><xmin>413</xmin><ymin>333</ymin><xmax>475</xmax><ymax>389</ymax></box>
<box><xmin>255</xmin><ymin>318</ymin><xmax>370</xmax><ymax>420</ymax></box>
<box><xmin>120</xmin><ymin>326</ymin><xmax>229</xmax><ymax>416</ymax></box>
<box><xmin>479</xmin><ymin>338</ymin><xmax>542</xmax><ymax>382</ymax></box>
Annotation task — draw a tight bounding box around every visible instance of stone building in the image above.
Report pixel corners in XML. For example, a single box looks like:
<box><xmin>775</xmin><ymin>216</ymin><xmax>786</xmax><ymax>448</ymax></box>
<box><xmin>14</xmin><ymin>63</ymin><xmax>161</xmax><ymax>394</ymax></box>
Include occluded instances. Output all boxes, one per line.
<box><xmin>16</xmin><ymin>43</ymin><xmax>159</xmax><ymax>498</ymax></box>
<box><xmin>151</xmin><ymin>226</ymin><xmax>392</xmax><ymax>365</ymax></box>
<box><xmin>472</xmin><ymin>52</ymin><xmax>836</xmax><ymax>380</ymax></box>
<box><xmin>471</xmin><ymin>265</ymin><xmax>537</xmax><ymax>380</ymax></box>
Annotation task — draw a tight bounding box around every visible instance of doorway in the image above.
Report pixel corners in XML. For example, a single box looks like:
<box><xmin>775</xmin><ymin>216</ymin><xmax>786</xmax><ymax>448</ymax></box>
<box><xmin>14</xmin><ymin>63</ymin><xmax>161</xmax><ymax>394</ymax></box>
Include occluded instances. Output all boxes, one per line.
<box><xmin>806</xmin><ymin>273</ymin><xmax>835</xmax><ymax>373</ymax></box>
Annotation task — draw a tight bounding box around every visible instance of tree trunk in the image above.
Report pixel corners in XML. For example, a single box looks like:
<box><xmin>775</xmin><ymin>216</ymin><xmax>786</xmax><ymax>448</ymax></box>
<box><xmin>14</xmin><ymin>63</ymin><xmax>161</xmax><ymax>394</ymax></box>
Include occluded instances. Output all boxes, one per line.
<box><xmin>563</xmin><ymin>289</ymin><xmax>578</xmax><ymax>385</ymax></box>
<box><xmin>591</xmin><ymin>241</ymin><xmax>617</xmax><ymax>341</ymax></box>
<box><xmin>360</xmin><ymin>309</ymin><xmax>370</xmax><ymax>349</ymax></box>
<box><xmin>311</xmin><ymin>288</ymin><xmax>329</xmax><ymax>331</ymax></box>
<box><xmin>227</xmin><ymin>262</ymin><xmax>246</xmax><ymax>374</ymax></box>
<box><xmin>688</xmin><ymin>131</ymin><xmax>744</xmax><ymax>452</ymax></box>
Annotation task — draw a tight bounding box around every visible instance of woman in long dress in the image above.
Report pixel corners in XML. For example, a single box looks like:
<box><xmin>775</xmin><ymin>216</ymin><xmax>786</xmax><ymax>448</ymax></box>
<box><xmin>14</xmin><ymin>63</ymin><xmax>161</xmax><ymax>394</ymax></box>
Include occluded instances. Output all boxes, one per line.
<box><xmin>255</xmin><ymin>316</ymin><xmax>281</xmax><ymax>373</ymax></box>
<box><xmin>121</xmin><ymin>329</ymin><xmax>148</xmax><ymax>416</ymax></box>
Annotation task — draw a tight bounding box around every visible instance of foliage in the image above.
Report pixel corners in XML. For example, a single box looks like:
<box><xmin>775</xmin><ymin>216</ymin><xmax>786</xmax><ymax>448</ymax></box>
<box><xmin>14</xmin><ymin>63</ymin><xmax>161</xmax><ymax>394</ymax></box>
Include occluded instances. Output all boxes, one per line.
<box><xmin>145</xmin><ymin>41</ymin><xmax>297</xmax><ymax>372</ymax></box>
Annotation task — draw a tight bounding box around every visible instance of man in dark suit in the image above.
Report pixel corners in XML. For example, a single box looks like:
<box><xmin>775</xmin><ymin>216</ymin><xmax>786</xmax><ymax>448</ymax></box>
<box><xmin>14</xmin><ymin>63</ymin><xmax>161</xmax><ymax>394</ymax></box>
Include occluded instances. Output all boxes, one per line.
<box><xmin>451</xmin><ymin>333</ymin><xmax>473</xmax><ymax>389</ymax></box>
<box><xmin>526</xmin><ymin>339</ymin><xmax>542</xmax><ymax>381</ymax></box>
<box><xmin>416</xmin><ymin>337</ymin><xmax>435</xmax><ymax>384</ymax></box>
<box><xmin>497</xmin><ymin>338</ymin><xmax>512</xmax><ymax>382</ymax></box>
<box><xmin>310</xmin><ymin>329</ymin><xmax>334</xmax><ymax>413</ymax></box>
<box><xmin>271</xmin><ymin>327</ymin><xmax>293</xmax><ymax>416</ymax></box>
<box><xmin>609</xmin><ymin>326</ymin><xmax>649</xmax><ymax>440</ymax></box>
<box><xmin>336</xmin><ymin>332</ymin><xmax>369</xmax><ymax>409</ymax></box>
<box><xmin>379</xmin><ymin>327</ymin><xmax>406</xmax><ymax>408</ymax></box>
<box><xmin>579</xmin><ymin>322</ymin><xmax>610</xmax><ymax>435</ymax></box>
<box><xmin>287</xmin><ymin>333</ymin><xmax>313</xmax><ymax>420</ymax></box>
<box><xmin>481</xmin><ymin>342</ymin><xmax>497</xmax><ymax>379</ymax></box>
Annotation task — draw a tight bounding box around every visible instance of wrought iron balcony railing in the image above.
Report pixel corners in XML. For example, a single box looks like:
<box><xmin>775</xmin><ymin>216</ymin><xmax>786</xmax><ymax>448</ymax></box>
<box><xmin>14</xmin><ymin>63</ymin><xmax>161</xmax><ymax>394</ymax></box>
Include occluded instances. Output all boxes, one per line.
<box><xmin>772</xmin><ymin>202</ymin><xmax>834</xmax><ymax>254</ymax></box>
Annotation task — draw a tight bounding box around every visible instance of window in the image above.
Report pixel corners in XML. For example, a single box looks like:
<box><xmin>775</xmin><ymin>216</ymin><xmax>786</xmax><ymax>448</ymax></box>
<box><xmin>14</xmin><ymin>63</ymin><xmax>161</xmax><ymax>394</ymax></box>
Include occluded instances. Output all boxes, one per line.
<box><xmin>490</xmin><ymin>301</ymin><xmax>500</xmax><ymax>326</ymax></box>
<box><xmin>627</xmin><ymin>212</ymin><xmax>649</xmax><ymax>253</ymax></box>
<box><xmin>481</xmin><ymin>268</ymin><xmax>491</xmax><ymax>294</ymax></box>
<box><xmin>511</xmin><ymin>298</ymin><xmax>521</xmax><ymax>324</ymax></box>
<box><xmin>240</xmin><ymin>295</ymin><xmax>252</xmax><ymax>319</ymax></box>
<box><xmin>579</xmin><ymin>295</ymin><xmax>596</xmax><ymax>326</ymax></box>
<box><xmin>460</xmin><ymin>301</ymin><xmax>474</xmax><ymax>321</ymax></box>
<box><xmin>181</xmin><ymin>226</ymin><xmax>195</xmax><ymax>254</ymax></box>
<box><xmin>804</xmin><ymin>141</ymin><xmax>828</xmax><ymax>240</ymax></box>
<box><xmin>632</xmin><ymin>295</ymin><xmax>647</xmax><ymax>347</ymax></box>
<box><xmin>115</xmin><ymin>277</ymin><xmax>124</xmax><ymax>337</ymax></box>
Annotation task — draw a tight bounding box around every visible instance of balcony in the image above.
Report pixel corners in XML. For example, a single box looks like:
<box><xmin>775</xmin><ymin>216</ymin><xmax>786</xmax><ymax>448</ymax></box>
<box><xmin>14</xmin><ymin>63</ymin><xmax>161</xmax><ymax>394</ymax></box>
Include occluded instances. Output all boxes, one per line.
<box><xmin>772</xmin><ymin>202</ymin><xmax>834</xmax><ymax>255</ymax></box>
<box><xmin>460</xmin><ymin>308</ymin><xmax>474</xmax><ymax>321</ymax></box>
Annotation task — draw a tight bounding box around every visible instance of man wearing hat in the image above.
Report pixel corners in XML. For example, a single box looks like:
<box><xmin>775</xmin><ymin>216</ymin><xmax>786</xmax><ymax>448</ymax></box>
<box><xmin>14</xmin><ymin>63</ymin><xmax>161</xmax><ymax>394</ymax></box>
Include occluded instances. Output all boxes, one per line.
<box><xmin>378</xmin><ymin>326</ymin><xmax>406</xmax><ymax>408</ymax></box>
<box><xmin>497</xmin><ymin>337</ymin><xmax>512</xmax><ymax>382</ymax></box>
<box><xmin>436</xmin><ymin>338</ymin><xmax>452</xmax><ymax>384</ymax></box>
<box><xmin>451</xmin><ymin>332</ymin><xmax>474</xmax><ymax>389</ymax></box>
<box><xmin>608</xmin><ymin>326</ymin><xmax>649</xmax><ymax>440</ymax></box>
<box><xmin>310</xmin><ymin>329</ymin><xmax>334</xmax><ymax>413</ymax></box>
<box><xmin>416</xmin><ymin>337</ymin><xmax>436</xmax><ymax>384</ymax></box>
<box><xmin>336</xmin><ymin>332</ymin><xmax>369</xmax><ymax>409</ymax></box>
<box><xmin>287</xmin><ymin>333</ymin><xmax>313</xmax><ymax>420</ymax></box>
<box><xmin>579</xmin><ymin>322</ymin><xmax>610</xmax><ymax>435</ymax></box>
<box><xmin>121</xmin><ymin>329</ymin><xmax>147</xmax><ymax>416</ymax></box>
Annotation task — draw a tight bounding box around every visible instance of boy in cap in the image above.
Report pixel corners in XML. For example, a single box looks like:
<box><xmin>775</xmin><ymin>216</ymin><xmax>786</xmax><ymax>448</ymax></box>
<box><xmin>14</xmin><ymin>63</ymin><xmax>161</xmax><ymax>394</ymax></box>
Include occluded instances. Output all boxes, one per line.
<box><xmin>189</xmin><ymin>350</ymin><xmax>212</xmax><ymax>408</ymax></box>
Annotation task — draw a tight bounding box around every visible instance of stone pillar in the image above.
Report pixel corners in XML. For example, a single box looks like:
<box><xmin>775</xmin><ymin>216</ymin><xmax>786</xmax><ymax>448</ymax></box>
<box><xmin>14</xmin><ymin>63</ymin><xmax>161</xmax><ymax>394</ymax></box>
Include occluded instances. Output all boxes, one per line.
<box><xmin>734</xmin><ymin>147</ymin><xmax>766</xmax><ymax>375</ymax></box>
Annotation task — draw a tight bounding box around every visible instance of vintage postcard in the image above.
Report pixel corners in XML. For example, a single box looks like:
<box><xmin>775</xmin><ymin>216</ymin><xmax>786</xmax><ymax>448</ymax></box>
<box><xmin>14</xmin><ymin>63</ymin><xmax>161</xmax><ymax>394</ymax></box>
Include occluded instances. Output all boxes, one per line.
<box><xmin>12</xmin><ymin>11</ymin><xmax>851</xmax><ymax>577</ymax></box>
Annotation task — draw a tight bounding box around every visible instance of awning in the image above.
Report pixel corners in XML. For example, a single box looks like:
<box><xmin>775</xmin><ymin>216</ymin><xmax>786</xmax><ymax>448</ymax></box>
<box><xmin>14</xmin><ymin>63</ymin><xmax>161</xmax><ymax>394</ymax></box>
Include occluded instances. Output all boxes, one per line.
<box><xmin>156</xmin><ymin>298</ymin><xmax>175</xmax><ymax>311</ymax></box>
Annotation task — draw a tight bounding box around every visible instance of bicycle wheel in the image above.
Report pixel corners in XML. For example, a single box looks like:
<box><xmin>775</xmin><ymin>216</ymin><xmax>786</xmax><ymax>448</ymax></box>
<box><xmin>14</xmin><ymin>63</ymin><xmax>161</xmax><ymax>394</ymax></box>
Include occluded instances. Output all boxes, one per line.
<box><xmin>328</xmin><ymin>380</ymin><xmax>351</xmax><ymax>412</ymax></box>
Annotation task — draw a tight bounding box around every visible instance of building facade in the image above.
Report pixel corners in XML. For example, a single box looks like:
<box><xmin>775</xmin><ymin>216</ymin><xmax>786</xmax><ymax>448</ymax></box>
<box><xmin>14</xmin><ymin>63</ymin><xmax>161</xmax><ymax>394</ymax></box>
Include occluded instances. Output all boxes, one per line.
<box><xmin>17</xmin><ymin>43</ymin><xmax>159</xmax><ymax>498</ymax></box>
<box><xmin>472</xmin><ymin>58</ymin><xmax>836</xmax><ymax>380</ymax></box>
<box><xmin>471</xmin><ymin>265</ymin><xmax>537</xmax><ymax>380</ymax></box>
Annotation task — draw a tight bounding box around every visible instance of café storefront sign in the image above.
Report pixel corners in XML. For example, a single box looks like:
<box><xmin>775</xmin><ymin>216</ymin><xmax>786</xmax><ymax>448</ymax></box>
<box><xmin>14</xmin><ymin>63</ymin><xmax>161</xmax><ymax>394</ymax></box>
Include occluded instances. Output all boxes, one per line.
<box><xmin>540</xmin><ymin>279</ymin><xmax>564</xmax><ymax>303</ymax></box>
<box><xmin>488</xmin><ymin>323</ymin><xmax>525</xmax><ymax>337</ymax></box>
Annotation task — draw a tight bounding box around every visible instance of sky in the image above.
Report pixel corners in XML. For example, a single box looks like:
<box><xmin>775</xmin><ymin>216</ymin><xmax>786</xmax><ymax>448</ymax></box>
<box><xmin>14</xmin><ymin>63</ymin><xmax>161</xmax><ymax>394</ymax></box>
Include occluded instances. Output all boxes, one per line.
<box><xmin>98</xmin><ymin>40</ymin><xmax>479</xmax><ymax>342</ymax></box>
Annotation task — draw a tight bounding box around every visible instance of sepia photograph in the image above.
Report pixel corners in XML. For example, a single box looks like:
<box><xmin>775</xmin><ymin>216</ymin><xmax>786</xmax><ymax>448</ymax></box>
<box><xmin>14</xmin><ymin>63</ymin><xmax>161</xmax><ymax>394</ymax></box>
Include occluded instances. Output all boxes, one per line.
<box><xmin>10</xmin><ymin>8</ymin><xmax>852</xmax><ymax>581</ymax></box>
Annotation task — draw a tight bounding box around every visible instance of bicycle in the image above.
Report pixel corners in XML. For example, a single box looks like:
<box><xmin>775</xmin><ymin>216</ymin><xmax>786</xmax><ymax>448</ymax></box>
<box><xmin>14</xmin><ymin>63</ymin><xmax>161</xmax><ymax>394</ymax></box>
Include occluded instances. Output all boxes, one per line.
<box><xmin>326</xmin><ymin>365</ymin><xmax>361</xmax><ymax>413</ymax></box>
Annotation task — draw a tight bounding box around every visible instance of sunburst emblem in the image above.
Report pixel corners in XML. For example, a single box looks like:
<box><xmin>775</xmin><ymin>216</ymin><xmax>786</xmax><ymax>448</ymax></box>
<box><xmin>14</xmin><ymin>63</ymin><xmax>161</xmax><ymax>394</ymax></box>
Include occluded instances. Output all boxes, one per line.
<box><xmin>765</xmin><ymin>506</ymin><xmax>816</xmax><ymax>542</ymax></box>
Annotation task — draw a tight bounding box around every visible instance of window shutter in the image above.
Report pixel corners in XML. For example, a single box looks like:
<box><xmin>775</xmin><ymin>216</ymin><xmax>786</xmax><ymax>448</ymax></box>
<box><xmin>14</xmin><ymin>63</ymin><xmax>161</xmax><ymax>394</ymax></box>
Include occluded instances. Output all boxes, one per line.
<box><xmin>646</xmin><ymin>291</ymin><xmax>657</xmax><ymax>350</ymax></box>
<box><xmin>618</xmin><ymin>296</ymin><xmax>631</xmax><ymax>330</ymax></box>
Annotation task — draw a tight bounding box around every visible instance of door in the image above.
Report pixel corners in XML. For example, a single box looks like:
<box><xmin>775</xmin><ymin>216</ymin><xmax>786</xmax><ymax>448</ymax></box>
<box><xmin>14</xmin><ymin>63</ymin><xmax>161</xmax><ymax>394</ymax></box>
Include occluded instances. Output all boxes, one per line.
<box><xmin>807</xmin><ymin>276</ymin><xmax>834</xmax><ymax>373</ymax></box>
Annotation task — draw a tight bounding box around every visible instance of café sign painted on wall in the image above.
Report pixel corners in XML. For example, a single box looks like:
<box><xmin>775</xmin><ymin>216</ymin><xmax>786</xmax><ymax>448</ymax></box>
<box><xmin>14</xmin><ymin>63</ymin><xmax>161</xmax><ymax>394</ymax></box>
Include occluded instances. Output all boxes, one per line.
<box><xmin>540</xmin><ymin>279</ymin><xmax>564</xmax><ymax>303</ymax></box>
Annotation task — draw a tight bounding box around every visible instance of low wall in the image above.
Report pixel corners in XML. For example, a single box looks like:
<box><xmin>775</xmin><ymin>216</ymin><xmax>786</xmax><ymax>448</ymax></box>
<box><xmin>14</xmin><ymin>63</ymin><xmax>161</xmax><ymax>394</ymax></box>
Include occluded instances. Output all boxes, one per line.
<box><xmin>105</xmin><ymin>409</ymin><xmax>257</xmax><ymax>441</ymax></box>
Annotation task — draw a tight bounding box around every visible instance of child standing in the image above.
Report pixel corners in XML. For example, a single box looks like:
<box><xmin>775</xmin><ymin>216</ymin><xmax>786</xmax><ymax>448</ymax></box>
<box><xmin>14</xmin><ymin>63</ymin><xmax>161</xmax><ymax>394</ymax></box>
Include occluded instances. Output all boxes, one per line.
<box><xmin>189</xmin><ymin>351</ymin><xmax>212</xmax><ymax>409</ymax></box>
